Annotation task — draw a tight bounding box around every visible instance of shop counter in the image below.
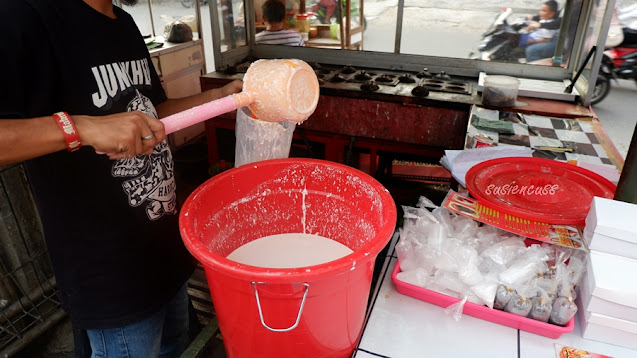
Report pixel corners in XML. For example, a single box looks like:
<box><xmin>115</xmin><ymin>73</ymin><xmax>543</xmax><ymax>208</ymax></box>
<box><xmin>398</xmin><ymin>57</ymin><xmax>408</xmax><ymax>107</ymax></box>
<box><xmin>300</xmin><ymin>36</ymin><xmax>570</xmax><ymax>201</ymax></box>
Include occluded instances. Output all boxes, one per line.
<box><xmin>465</xmin><ymin>106</ymin><xmax>625</xmax><ymax>172</ymax></box>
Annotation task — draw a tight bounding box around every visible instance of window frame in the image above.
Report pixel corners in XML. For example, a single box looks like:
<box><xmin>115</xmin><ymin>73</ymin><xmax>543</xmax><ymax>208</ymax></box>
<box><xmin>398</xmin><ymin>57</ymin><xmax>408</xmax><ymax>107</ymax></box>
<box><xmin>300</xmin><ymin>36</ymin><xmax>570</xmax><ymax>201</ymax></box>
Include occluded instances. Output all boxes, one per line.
<box><xmin>207</xmin><ymin>0</ymin><xmax>617</xmax><ymax>105</ymax></box>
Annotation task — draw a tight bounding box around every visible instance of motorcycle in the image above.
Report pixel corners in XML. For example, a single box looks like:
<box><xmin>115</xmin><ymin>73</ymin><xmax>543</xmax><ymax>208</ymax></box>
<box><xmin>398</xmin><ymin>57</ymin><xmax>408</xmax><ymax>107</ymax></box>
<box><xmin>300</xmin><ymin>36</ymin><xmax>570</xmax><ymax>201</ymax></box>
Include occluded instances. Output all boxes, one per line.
<box><xmin>591</xmin><ymin>43</ymin><xmax>637</xmax><ymax>104</ymax></box>
<box><xmin>470</xmin><ymin>8</ymin><xmax>532</xmax><ymax>63</ymax></box>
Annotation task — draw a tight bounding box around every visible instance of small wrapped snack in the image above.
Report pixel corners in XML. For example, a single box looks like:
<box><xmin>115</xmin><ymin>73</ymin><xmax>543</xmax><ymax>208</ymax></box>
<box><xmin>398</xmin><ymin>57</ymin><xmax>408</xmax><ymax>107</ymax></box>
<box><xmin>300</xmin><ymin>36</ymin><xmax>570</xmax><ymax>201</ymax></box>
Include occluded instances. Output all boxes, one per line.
<box><xmin>505</xmin><ymin>293</ymin><xmax>532</xmax><ymax>317</ymax></box>
<box><xmin>494</xmin><ymin>284</ymin><xmax>516</xmax><ymax>310</ymax></box>
<box><xmin>529</xmin><ymin>293</ymin><xmax>552</xmax><ymax>322</ymax></box>
<box><xmin>549</xmin><ymin>296</ymin><xmax>578</xmax><ymax>326</ymax></box>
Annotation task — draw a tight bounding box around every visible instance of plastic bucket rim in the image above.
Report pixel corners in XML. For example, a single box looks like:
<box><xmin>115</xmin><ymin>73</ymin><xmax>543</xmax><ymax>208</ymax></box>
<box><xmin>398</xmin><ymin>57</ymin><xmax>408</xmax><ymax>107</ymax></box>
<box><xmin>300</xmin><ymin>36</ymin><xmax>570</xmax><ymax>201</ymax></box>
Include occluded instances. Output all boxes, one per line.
<box><xmin>179</xmin><ymin>158</ymin><xmax>397</xmax><ymax>283</ymax></box>
<box><xmin>179</xmin><ymin>158</ymin><xmax>396</xmax><ymax>281</ymax></box>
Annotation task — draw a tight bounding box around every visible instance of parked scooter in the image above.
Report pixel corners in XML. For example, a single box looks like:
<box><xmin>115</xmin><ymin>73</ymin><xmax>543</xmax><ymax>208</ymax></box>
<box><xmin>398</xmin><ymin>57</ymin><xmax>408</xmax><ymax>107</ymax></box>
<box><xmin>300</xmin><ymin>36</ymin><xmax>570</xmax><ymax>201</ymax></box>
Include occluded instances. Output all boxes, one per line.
<box><xmin>591</xmin><ymin>44</ymin><xmax>637</xmax><ymax>104</ymax></box>
<box><xmin>470</xmin><ymin>8</ymin><xmax>531</xmax><ymax>62</ymax></box>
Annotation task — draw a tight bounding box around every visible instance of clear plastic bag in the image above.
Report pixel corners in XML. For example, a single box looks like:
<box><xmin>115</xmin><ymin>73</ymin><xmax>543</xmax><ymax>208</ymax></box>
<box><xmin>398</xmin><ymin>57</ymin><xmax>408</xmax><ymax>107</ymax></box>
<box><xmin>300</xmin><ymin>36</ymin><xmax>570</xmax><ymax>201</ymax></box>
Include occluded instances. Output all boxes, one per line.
<box><xmin>498</xmin><ymin>245</ymin><xmax>549</xmax><ymax>286</ymax></box>
<box><xmin>395</xmin><ymin>230</ymin><xmax>423</xmax><ymax>272</ymax></box>
<box><xmin>431</xmin><ymin>269</ymin><xmax>468</xmax><ymax>297</ymax></box>
<box><xmin>444</xmin><ymin>296</ymin><xmax>468</xmax><ymax>322</ymax></box>
<box><xmin>234</xmin><ymin>107</ymin><xmax>296</xmax><ymax>167</ymax></box>
<box><xmin>471</xmin><ymin>279</ymin><xmax>499</xmax><ymax>309</ymax></box>
<box><xmin>480</xmin><ymin>237</ymin><xmax>527</xmax><ymax>266</ymax></box>
<box><xmin>395</xmin><ymin>268</ymin><xmax>429</xmax><ymax>288</ymax></box>
<box><xmin>417</xmin><ymin>196</ymin><xmax>438</xmax><ymax>209</ymax></box>
<box><xmin>456</xmin><ymin>246</ymin><xmax>483</xmax><ymax>286</ymax></box>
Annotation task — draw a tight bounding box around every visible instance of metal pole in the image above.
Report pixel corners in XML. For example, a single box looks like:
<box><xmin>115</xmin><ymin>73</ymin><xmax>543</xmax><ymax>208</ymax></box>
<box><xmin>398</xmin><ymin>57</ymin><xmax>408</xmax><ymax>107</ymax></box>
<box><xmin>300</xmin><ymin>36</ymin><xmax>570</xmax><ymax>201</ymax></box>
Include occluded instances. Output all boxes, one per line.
<box><xmin>146</xmin><ymin>0</ymin><xmax>156</xmax><ymax>38</ymax></box>
<box><xmin>393</xmin><ymin>0</ymin><xmax>404</xmax><ymax>54</ymax></box>
<box><xmin>552</xmin><ymin>0</ymin><xmax>577</xmax><ymax>65</ymax></box>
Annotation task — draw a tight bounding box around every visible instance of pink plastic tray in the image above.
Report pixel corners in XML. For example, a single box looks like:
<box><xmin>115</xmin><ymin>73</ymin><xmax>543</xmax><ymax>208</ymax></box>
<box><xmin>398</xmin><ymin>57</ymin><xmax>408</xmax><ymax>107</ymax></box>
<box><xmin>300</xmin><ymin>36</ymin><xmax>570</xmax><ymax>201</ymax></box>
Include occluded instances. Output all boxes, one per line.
<box><xmin>391</xmin><ymin>261</ymin><xmax>575</xmax><ymax>339</ymax></box>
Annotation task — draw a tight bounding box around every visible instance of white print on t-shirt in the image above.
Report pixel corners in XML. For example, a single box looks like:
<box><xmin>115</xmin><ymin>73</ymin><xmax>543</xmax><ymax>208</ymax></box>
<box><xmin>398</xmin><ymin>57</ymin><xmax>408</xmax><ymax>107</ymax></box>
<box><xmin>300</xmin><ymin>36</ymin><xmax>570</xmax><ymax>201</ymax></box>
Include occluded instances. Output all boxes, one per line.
<box><xmin>128</xmin><ymin>89</ymin><xmax>158</xmax><ymax>119</ymax></box>
<box><xmin>111</xmin><ymin>91</ymin><xmax>177</xmax><ymax>221</ymax></box>
<box><xmin>90</xmin><ymin>59</ymin><xmax>152</xmax><ymax>108</ymax></box>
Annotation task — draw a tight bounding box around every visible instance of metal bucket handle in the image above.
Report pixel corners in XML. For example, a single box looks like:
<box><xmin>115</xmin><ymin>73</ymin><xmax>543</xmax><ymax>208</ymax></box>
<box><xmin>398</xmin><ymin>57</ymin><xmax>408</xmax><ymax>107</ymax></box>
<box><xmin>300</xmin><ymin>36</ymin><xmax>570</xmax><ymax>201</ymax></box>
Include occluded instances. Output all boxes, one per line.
<box><xmin>251</xmin><ymin>281</ymin><xmax>310</xmax><ymax>332</ymax></box>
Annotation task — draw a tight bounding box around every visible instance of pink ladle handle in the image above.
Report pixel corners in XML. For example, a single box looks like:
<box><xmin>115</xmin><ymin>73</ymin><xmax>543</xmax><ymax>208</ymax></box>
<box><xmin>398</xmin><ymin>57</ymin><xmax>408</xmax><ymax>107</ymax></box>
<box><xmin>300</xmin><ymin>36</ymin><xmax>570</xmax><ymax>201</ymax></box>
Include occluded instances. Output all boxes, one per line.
<box><xmin>96</xmin><ymin>92</ymin><xmax>252</xmax><ymax>155</ymax></box>
<box><xmin>161</xmin><ymin>92</ymin><xmax>252</xmax><ymax>135</ymax></box>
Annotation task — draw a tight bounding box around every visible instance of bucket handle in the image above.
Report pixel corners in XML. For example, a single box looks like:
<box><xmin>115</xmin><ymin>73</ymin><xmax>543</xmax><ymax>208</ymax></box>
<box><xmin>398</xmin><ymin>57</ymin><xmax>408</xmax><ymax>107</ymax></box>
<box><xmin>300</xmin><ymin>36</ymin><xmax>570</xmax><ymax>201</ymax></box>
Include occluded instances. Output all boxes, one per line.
<box><xmin>251</xmin><ymin>281</ymin><xmax>310</xmax><ymax>332</ymax></box>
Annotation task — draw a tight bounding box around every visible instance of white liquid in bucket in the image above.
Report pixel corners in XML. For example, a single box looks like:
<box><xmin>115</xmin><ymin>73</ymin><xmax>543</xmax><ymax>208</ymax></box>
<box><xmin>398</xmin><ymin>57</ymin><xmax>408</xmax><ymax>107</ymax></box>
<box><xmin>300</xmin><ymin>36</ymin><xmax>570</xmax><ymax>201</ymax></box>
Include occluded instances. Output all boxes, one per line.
<box><xmin>226</xmin><ymin>233</ymin><xmax>353</xmax><ymax>268</ymax></box>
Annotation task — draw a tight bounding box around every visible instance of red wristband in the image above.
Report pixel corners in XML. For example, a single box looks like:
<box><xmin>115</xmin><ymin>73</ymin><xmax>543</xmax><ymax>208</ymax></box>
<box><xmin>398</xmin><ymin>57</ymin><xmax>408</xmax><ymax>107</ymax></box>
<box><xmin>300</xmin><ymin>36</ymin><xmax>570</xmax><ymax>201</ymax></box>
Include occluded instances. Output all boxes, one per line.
<box><xmin>53</xmin><ymin>112</ymin><xmax>82</xmax><ymax>152</ymax></box>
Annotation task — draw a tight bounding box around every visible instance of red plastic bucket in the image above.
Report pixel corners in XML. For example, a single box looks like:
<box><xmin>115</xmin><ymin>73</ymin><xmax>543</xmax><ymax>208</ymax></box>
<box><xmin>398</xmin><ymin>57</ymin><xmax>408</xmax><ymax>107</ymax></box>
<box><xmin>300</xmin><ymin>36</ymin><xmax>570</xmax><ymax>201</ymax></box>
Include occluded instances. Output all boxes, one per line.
<box><xmin>179</xmin><ymin>158</ymin><xmax>396</xmax><ymax>358</ymax></box>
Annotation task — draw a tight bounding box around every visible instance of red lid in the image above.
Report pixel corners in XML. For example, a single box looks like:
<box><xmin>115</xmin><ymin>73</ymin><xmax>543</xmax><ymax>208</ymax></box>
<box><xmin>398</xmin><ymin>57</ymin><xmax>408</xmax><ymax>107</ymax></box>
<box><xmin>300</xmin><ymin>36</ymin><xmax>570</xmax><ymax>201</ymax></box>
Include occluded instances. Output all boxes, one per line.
<box><xmin>465</xmin><ymin>157</ymin><xmax>616</xmax><ymax>225</ymax></box>
<box><xmin>296</xmin><ymin>13</ymin><xmax>311</xmax><ymax>19</ymax></box>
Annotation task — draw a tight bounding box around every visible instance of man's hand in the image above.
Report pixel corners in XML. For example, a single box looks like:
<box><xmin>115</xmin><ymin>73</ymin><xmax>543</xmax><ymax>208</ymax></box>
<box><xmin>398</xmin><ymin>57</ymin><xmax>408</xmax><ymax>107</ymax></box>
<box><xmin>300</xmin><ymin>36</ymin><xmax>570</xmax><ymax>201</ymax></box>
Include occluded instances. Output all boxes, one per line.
<box><xmin>74</xmin><ymin>111</ymin><xmax>166</xmax><ymax>160</ymax></box>
<box><xmin>218</xmin><ymin>80</ymin><xmax>244</xmax><ymax>98</ymax></box>
<box><xmin>526</xmin><ymin>22</ymin><xmax>541</xmax><ymax>31</ymax></box>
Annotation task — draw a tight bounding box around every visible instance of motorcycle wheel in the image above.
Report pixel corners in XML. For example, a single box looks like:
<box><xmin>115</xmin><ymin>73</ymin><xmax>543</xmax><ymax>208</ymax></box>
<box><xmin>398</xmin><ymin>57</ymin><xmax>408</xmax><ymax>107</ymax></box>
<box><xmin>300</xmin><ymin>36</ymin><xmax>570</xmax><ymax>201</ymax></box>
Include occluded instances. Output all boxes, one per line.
<box><xmin>590</xmin><ymin>72</ymin><xmax>611</xmax><ymax>105</ymax></box>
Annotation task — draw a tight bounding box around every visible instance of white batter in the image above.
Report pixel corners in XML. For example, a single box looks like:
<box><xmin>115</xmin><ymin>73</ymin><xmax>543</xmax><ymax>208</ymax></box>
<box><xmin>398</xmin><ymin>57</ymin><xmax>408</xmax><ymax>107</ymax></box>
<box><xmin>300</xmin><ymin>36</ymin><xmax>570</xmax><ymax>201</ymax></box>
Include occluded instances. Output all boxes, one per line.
<box><xmin>226</xmin><ymin>233</ymin><xmax>353</xmax><ymax>268</ymax></box>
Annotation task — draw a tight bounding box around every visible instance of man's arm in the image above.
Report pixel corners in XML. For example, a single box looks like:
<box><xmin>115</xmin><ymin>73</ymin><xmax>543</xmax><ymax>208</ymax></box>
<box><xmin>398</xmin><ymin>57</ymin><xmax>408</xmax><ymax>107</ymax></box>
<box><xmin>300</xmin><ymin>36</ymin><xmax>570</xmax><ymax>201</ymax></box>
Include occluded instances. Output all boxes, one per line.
<box><xmin>527</xmin><ymin>17</ymin><xmax>561</xmax><ymax>31</ymax></box>
<box><xmin>0</xmin><ymin>80</ymin><xmax>243</xmax><ymax>166</ymax></box>
<box><xmin>0</xmin><ymin>112</ymin><xmax>165</xmax><ymax>165</ymax></box>
<box><xmin>540</xmin><ymin>17</ymin><xmax>562</xmax><ymax>30</ymax></box>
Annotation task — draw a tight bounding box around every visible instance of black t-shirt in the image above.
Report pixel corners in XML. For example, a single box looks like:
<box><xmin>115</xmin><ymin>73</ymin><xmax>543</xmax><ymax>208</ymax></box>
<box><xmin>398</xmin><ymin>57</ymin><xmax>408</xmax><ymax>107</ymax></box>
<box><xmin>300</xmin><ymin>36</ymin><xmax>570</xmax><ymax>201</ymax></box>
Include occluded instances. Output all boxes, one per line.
<box><xmin>0</xmin><ymin>0</ymin><xmax>196</xmax><ymax>329</ymax></box>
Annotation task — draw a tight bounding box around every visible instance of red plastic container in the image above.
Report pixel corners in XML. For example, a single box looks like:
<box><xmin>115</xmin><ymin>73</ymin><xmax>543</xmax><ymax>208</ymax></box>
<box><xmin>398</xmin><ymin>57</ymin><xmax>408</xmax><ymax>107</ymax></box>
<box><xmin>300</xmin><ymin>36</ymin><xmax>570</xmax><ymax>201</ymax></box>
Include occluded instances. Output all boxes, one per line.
<box><xmin>465</xmin><ymin>157</ymin><xmax>616</xmax><ymax>225</ymax></box>
<box><xmin>179</xmin><ymin>158</ymin><xmax>397</xmax><ymax>358</ymax></box>
<box><xmin>392</xmin><ymin>262</ymin><xmax>574</xmax><ymax>339</ymax></box>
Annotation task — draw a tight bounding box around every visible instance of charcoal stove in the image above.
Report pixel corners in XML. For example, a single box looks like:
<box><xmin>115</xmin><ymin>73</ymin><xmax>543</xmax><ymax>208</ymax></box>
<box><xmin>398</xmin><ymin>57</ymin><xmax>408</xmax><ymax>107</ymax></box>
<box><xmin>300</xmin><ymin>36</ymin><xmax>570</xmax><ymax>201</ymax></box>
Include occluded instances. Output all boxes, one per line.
<box><xmin>312</xmin><ymin>64</ymin><xmax>473</xmax><ymax>96</ymax></box>
<box><xmin>222</xmin><ymin>61</ymin><xmax>475</xmax><ymax>99</ymax></box>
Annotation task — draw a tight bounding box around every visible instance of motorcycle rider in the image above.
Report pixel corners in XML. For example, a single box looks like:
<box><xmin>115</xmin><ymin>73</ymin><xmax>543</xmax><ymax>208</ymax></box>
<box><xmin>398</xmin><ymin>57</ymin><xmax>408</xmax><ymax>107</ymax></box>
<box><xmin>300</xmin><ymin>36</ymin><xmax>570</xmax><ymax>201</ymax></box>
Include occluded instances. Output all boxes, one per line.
<box><xmin>520</xmin><ymin>0</ymin><xmax>561</xmax><ymax>62</ymax></box>
<box><xmin>617</xmin><ymin>1</ymin><xmax>637</xmax><ymax>45</ymax></box>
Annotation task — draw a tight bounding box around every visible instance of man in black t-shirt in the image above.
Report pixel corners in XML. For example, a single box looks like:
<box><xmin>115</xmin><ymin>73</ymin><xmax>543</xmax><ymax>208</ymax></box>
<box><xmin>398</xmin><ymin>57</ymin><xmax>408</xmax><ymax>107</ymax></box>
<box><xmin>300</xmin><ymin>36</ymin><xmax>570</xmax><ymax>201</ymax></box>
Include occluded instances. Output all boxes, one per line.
<box><xmin>0</xmin><ymin>0</ymin><xmax>242</xmax><ymax>357</ymax></box>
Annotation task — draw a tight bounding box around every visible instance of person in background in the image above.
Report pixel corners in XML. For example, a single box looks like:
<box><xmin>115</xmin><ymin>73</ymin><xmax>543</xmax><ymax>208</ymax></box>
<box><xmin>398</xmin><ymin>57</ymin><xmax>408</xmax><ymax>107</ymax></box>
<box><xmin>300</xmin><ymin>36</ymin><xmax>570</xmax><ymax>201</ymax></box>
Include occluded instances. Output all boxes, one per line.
<box><xmin>319</xmin><ymin>0</ymin><xmax>337</xmax><ymax>24</ymax></box>
<box><xmin>0</xmin><ymin>0</ymin><xmax>242</xmax><ymax>357</ymax></box>
<box><xmin>605</xmin><ymin>0</ymin><xmax>625</xmax><ymax>48</ymax></box>
<box><xmin>617</xmin><ymin>0</ymin><xmax>637</xmax><ymax>45</ymax></box>
<box><xmin>522</xmin><ymin>0</ymin><xmax>561</xmax><ymax>62</ymax></box>
<box><xmin>285</xmin><ymin>0</ymin><xmax>300</xmax><ymax>19</ymax></box>
<box><xmin>247</xmin><ymin>0</ymin><xmax>298</xmax><ymax>26</ymax></box>
<box><xmin>520</xmin><ymin>0</ymin><xmax>559</xmax><ymax>47</ymax></box>
<box><xmin>256</xmin><ymin>0</ymin><xmax>305</xmax><ymax>46</ymax></box>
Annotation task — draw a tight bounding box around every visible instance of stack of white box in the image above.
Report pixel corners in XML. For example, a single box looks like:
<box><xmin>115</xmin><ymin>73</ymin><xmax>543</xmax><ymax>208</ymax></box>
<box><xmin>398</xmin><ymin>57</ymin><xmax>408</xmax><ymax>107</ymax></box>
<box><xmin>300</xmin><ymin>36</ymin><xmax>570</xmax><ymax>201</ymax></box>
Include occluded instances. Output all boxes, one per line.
<box><xmin>578</xmin><ymin>197</ymin><xmax>637</xmax><ymax>350</ymax></box>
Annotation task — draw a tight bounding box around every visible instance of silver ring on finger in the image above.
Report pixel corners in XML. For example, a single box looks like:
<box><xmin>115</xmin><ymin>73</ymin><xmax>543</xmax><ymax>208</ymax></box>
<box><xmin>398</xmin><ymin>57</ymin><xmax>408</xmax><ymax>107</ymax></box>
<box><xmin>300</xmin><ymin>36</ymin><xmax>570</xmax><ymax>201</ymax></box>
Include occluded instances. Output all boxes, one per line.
<box><xmin>142</xmin><ymin>134</ymin><xmax>154</xmax><ymax>141</ymax></box>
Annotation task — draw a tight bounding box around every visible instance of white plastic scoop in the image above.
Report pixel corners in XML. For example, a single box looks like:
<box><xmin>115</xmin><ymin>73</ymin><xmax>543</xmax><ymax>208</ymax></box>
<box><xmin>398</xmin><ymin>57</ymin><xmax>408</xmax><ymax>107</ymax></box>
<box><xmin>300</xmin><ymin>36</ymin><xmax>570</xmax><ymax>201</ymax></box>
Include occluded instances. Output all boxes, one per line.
<box><xmin>161</xmin><ymin>59</ymin><xmax>320</xmax><ymax>135</ymax></box>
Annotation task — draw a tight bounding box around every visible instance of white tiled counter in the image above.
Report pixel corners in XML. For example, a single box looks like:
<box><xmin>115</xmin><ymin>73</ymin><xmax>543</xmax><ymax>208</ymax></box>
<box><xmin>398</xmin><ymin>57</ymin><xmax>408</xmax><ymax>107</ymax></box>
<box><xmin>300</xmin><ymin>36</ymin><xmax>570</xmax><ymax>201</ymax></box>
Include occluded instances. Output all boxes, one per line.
<box><xmin>354</xmin><ymin>238</ymin><xmax>637</xmax><ymax>358</ymax></box>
